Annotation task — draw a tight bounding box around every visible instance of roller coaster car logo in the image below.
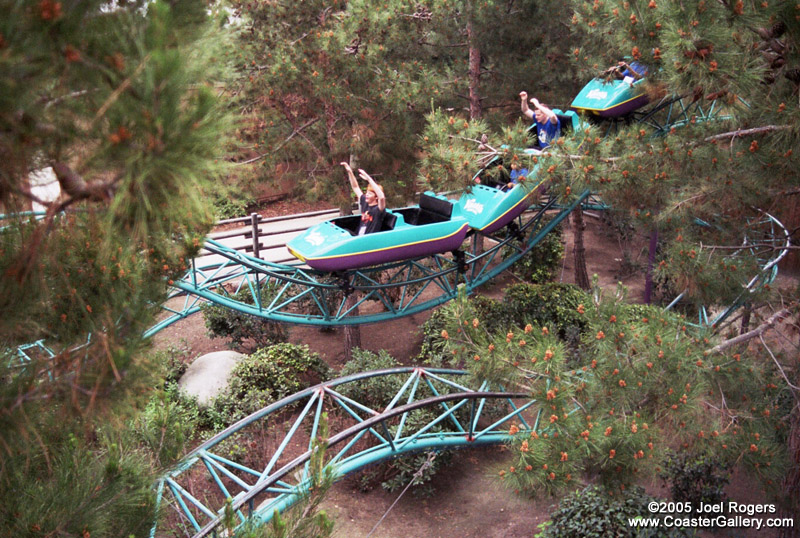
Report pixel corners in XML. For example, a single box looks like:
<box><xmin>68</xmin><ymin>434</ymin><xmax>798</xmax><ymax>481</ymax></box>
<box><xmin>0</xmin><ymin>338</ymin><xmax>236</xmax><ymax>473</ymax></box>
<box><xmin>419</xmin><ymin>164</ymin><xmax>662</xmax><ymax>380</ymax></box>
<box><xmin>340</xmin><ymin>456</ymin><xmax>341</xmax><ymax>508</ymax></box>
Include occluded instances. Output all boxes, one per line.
<box><xmin>464</xmin><ymin>199</ymin><xmax>484</xmax><ymax>215</ymax></box>
<box><xmin>305</xmin><ymin>231</ymin><xmax>325</xmax><ymax>246</ymax></box>
<box><xmin>587</xmin><ymin>89</ymin><xmax>608</xmax><ymax>100</ymax></box>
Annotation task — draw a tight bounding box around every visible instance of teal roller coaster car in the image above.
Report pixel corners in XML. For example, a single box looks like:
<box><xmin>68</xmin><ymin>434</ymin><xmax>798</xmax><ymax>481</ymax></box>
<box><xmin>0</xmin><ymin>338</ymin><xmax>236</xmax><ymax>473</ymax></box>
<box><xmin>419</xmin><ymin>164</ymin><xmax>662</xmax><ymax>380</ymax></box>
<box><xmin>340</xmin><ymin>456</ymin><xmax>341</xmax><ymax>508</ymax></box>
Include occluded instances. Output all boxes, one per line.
<box><xmin>287</xmin><ymin>175</ymin><xmax>545</xmax><ymax>272</ymax></box>
<box><xmin>288</xmin><ymin>192</ymin><xmax>470</xmax><ymax>272</ymax></box>
<box><xmin>571</xmin><ymin>66</ymin><xmax>649</xmax><ymax>118</ymax></box>
<box><xmin>287</xmin><ymin>107</ymin><xmax>584</xmax><ymax>273</ymax></box>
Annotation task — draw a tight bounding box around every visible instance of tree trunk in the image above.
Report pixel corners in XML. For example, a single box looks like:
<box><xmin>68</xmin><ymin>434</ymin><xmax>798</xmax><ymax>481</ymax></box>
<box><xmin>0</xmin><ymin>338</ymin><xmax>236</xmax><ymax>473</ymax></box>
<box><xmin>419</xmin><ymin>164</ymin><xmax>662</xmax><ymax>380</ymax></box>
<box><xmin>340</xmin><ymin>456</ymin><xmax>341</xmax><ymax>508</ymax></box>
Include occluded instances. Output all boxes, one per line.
<box><xmin>466</xmin><ymin>19</ymin><xmax>482</xmax><ymax>120</ymax></box>
<box><xmin>740</xmin><ymin>303</ymin><xmax>752</xmax><ymax>335</ymax></box>
<box><xmin>340</xmin><ymin>152</ymin><xmax>361</xmax><ymax>360</ymax></box>
<box><xmin>572</xmin><ymin>206</ymin><xmax>590</xmax><ymax>290</ymax></box>
<box><xmin>779</xmin><ymin>323</ymin><xmax>800</xmax><ymax>538</ymax></box>
<box><xmin>343</xmin><ymin>293</ymin><xmax>361</xmax><ymax>361</ymax></box>
<box><xmin>643</xmin><ymin>228</ymin><xmax>658</xmax><ymax>304</ymax></box>
<box><xmin>466</xmin><ymin>16</ymin><xmax>484</xmax><ymax>256</ymax></box>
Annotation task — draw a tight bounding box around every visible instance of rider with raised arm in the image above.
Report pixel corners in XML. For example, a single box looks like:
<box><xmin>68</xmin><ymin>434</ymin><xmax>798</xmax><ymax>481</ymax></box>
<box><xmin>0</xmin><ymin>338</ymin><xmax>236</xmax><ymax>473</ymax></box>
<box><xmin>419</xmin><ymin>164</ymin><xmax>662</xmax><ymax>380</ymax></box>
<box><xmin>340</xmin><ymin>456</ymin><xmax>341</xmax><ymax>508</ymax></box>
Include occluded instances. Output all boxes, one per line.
<box><xmin>604</xmin><ymin>60</ymin><xmax>647</xmax><ymax>81</ymax></box>
<box><xmin>341</xmin><ymin>162</ymin><xmax>386</xmax><ymax>235</ymax></box>
<box><xmin>519</xmin><ymin>91</ymin><xmax>561</xmax><ymax>150</ymax></box>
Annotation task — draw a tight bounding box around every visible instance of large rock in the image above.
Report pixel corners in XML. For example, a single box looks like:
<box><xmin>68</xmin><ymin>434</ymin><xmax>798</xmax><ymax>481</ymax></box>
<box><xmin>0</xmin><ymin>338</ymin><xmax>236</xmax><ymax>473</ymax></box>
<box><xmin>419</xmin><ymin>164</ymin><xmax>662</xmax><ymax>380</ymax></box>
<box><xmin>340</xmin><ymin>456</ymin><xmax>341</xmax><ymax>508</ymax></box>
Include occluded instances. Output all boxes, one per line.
<box><xmin>178</xmin><ymin>350</ymin><xmax>245</xmax><ymax>406</ymax></box>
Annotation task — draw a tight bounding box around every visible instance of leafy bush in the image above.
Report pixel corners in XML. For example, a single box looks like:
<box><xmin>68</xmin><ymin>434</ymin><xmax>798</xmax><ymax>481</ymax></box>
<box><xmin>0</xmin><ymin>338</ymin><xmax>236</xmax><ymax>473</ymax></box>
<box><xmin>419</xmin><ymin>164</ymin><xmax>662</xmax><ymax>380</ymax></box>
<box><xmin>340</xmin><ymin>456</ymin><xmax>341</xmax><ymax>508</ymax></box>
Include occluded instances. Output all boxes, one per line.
<box><xmin>659</xmin><ymin>450</ymin><xmax>730</xmax><ymax>510</ymax></box>
<box><xmin>338</xmin><ymin>348</ymin><xmax>404</xmax><ymax>403</ymax></box>
<box><xmin>133</xmin><ymin>391</ymin><xmax>198</xmax><ymax>467</ymax></box>
<box><xmin>502</xmin><ymin>218</ymin><xmax>564</xmax><ymax>283</ymax></box>
<box><xmin>212</xmin><ymin>344</ymin><xmax>330</xmax><ymax>424</ymax></box>
<box><xmin>501</xmin><ymin>282</ymin><xmax>589</xmax><ymax>333</ymax></box>
<box><xmin>419</xmin><ymin>284</ymin><xmax>589</xmax><ymax>366</ymax></box>
<box><xmin>500</xmin><ymin>283</ymin><xmax>590</xmax><ymax>360</ymax></box>
<box><xmin>202</xmin><ymin>282</ymin><xmax>289</xmax><ymax>351</ymax></box>
<box><xmin>541</xmin><ymin>485</ymin><xmax>696</xmax><ymax>538</ymax></box>
<box><xmin>213</xmin><ymin>192</ymin><xmax>254</xmax><ymax>220</ymax></box>
<box><xmin>152</xmin><ymin>342</ymin><xmax>191</xmax><ymax>387</ymax></box>
<box><xmin>337</xmin><ymin>348</ymin><xmax>452</xmax><ymax>496</ymax></box>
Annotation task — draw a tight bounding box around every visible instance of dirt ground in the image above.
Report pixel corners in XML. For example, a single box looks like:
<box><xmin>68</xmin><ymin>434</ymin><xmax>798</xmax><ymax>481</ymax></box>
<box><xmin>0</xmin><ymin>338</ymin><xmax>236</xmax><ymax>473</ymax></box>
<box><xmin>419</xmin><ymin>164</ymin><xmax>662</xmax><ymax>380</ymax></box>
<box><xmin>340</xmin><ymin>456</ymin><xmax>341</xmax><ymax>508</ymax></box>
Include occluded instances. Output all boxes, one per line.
<box><xmin>152</xmin><ymin>211</ymin><xmax>790</xmax><ymax>538</ymax></box>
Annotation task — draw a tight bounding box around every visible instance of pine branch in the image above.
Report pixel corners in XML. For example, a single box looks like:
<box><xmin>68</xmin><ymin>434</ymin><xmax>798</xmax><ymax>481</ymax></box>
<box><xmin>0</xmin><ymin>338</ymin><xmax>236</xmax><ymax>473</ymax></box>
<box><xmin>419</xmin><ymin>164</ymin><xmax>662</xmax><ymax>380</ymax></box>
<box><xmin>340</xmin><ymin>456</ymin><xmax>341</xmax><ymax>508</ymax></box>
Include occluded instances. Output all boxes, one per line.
<box><xmin>705</xmin><ymin>308</ymin><xmax>792</xmax><ymax>355</ymax></box>
<box><xmin>416</xmin><ymin>39</ymin><xmax>468</xmax><ymax>48</ymax></box>
<box><xmin>759</xmin><ymin>335</ymin><xmax>800</xmax><ymax>396</ymax></box>
<box><xmin>451</xmin><ymin>135</ymin><xmax>499</xmax><ymax>154</ymax></box>
<box><xmin>91</xmin><ymin>53</ymin><xmax>151</xmax><ymax>128</ymax></box>
<box><xmin>276</xmin><ymin>103</ymin><xmax>326</xmax><ymax>161</ymax></box>
<box><xmin>237</xmin><ymin>117</ymin><xmax>321</xmax><ymax>165</ymax></box>
<box><xmin>40</xmin><ymin>89</ymin><xmax>92</xmax><ymax>109</ymax></box>
<box><xmin>703</xmin><ymin>124</ymin><xmax>792</xmax><ymax>142</ymax></box>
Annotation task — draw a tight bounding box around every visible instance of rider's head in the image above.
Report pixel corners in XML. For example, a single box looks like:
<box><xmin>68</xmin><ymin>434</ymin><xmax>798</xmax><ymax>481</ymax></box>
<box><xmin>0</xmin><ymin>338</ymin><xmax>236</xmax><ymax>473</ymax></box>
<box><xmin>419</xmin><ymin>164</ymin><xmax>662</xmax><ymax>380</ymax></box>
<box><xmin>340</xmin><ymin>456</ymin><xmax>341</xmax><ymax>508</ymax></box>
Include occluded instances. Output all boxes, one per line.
<box><xmin>365</xmin><ymin>185</ymin><xmax>378</xmax><ymax>205</ymax></box>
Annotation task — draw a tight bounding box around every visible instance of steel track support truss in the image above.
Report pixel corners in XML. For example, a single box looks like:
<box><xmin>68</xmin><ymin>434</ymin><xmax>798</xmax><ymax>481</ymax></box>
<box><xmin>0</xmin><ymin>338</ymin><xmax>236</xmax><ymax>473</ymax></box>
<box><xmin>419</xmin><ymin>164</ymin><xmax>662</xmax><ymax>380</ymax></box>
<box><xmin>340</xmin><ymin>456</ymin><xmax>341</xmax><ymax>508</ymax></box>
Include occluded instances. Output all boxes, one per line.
<box><xmin>150</xmin><ymin>368</ymin><xmax>544</xmax><ymax>538</ymax></box>
<box><xmin>149</xmin><ymin>191</ymin><xmax>592</xmax><ymax>331</ymax></box>
<box><xmin>635</xmin><ymin>94</ymin><xmax>742</xmax><ymax>136</ymax></box>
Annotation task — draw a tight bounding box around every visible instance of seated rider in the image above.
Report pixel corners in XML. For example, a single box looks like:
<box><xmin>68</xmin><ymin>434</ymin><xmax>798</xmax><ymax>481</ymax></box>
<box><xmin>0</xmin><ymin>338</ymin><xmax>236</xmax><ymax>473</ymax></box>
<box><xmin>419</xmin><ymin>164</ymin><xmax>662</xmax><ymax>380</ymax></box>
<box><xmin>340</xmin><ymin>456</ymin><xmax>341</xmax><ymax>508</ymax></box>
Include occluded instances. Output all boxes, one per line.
<box><xmin>605</xmin><ymin>60</ymin><xmax>647</xmax><ymax>81</ymax></box>
<box><xmin>506</xmin><ymin>162</ymin><xmax>528</xmax><ymax>190</ymax></box>
<box><xmin>519</xmin><ymin>91</ymin><xmax>560</xmax><ymax>150</ymax></box>
<box><xmin>474</xmin><ymin>162</ymin><xmax>528</xmax><ymax>190</ymax></box>
<box><xmin>341</xmin><ymin>162</ymin><xmax>386</xmax><ymax>235</ymax></box>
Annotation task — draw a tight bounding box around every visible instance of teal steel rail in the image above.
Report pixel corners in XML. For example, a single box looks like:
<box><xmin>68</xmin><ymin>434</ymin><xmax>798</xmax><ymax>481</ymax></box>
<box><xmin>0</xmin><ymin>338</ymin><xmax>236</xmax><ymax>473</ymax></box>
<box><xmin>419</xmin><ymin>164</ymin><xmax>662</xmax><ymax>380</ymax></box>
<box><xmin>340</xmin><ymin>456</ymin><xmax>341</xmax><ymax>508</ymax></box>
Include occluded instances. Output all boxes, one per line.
<box><xmin>665</xmin><ymin>211</ymin><xmax>790</xmax><ymax>328</ymax></box>
<box><xmin>151</xmin><ymin>368</ymin><xmax>543</xmax><ymax>538</ymax></box>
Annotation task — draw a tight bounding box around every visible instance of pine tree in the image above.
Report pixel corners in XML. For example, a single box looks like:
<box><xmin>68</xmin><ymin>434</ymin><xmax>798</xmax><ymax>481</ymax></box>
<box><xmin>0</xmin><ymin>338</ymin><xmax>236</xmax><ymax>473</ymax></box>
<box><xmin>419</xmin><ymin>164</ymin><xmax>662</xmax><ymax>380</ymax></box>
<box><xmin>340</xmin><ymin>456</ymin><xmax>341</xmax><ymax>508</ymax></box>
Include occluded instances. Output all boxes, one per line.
<box><xmin>440</xmin><ymin>284</ymin><xmax>789</xmax><ymax>501</ymax></box>
<box><xmin>0</xmin><ymin>1</ymin><xmax>234</xmax><ymax>535</ymax></box>
<box><xmin>230</xmin><ymin>0</ymin><xmax>580</xmax><ymax>202</ymax></box>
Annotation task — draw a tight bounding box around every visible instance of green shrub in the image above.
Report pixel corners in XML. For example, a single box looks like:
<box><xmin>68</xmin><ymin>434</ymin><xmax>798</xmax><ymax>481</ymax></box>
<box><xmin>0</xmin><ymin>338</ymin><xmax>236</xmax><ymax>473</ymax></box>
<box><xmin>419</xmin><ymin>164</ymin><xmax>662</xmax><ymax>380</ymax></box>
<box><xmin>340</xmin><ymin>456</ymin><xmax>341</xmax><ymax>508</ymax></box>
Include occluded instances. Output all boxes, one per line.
<box><xmin>213</xmin><ymin>193</ymin><xmax>254</xmax><ymax>220</ymax></box>
<box><xmin>542</xmin><ymin>485</ymin><xmax>696</xmax><ymax>538</ymax></box>
<box><xmin>212</xmin><ymin>343</ymin><xmax>330</xmax><ymax>424</ymax></box>
<box><xmin>659</xmin><ymin>450</ymin><xmax>730</xmax><ymax>510</ymax></box>
<box><xmin>502</xmin><ymin>218</ymin><xmax>564</xmax><ymax>283</ymax></box>
<box><xmin>201</xmin><ymin>282</ymin><xmax>289</xmax><ymax>351</ymax></box>
<box><xmin>338</xmin><ymin>348</ymin><xmax>404</xmax><ymax>404</ymax></box>
<box><xmin>500</xmin><ymin>283</ymin><xmax>590</xmax><ymax>360</ymax></box>
<box><xmin>133</xmin><ymin>391</ymin><xmax>198</xmax><ymax>467</ymax></box>
<box><xmin>152</xmin><ymin>342</ymin><xmax>191</xmax><ymax>387</ymax></box>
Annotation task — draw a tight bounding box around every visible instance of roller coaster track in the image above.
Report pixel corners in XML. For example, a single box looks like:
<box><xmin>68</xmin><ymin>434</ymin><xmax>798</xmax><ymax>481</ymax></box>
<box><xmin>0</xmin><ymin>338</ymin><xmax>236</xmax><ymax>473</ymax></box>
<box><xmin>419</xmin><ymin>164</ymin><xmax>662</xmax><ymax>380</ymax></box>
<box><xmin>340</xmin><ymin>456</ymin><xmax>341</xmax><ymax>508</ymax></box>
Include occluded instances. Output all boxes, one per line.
<box><xmin>596</xmin><ymin>92</ymin><xmax>743</xmax><ymax>137</ymax></box>
<box><xmin>666</xmin><ymin>210</ymin><xmax>791</xmax><ymax>328</ymax></box>
<box><xmin>146</xmin><ymin>190</ymin><xmax>592</xmax><ymax>334</ymax></box>
<box><xmin>150</xmin><ymin>367</ymin><xmax>554</xmax><ymax>538</ymax></box>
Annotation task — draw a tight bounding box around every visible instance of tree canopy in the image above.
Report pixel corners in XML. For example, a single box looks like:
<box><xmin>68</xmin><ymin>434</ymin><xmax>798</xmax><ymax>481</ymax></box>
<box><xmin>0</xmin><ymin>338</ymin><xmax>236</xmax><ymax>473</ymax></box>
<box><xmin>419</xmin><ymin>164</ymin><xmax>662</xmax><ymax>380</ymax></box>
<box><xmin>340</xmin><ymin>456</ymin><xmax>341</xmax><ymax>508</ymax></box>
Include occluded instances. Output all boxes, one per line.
<box><xmin>0</xmin><ymin>1</ymin><xmax>234</xmax><ymax>534</ymax></box>
<box><xmin>230</xmin><ymin>0</ymin><xmax>577</xmax><ymax>207</ymax></box>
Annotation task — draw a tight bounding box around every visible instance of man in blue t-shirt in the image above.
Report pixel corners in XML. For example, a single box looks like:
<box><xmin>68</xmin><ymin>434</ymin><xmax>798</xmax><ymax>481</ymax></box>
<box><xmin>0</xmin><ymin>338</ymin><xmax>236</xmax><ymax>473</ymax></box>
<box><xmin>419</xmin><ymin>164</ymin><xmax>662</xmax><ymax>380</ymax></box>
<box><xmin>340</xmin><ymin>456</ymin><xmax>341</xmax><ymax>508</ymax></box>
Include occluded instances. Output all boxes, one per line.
<box><xmin>519</xmin><ymin>91</ymin><xmax>560</xmax><ymax>150</ymax></box>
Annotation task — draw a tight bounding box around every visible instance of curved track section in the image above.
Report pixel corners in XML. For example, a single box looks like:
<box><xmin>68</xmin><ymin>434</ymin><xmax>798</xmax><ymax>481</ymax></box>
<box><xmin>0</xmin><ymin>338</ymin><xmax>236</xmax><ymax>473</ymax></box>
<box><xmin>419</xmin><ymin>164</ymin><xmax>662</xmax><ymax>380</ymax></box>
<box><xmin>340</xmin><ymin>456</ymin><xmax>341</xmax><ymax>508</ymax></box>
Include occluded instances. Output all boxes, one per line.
<box><xmin>667</xmin><ymin>211</ymin><xmax>791</xmax><ymax>328</ymax></box>
<box><xmin>147</xmin><ymin>191</ymin><xmax>592</xmax><ymax>333</ymax></box>
<box><xmin>151</xmin><ymin>367</ymin><xmax>547</xmax><ymax>538</ymax></box>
